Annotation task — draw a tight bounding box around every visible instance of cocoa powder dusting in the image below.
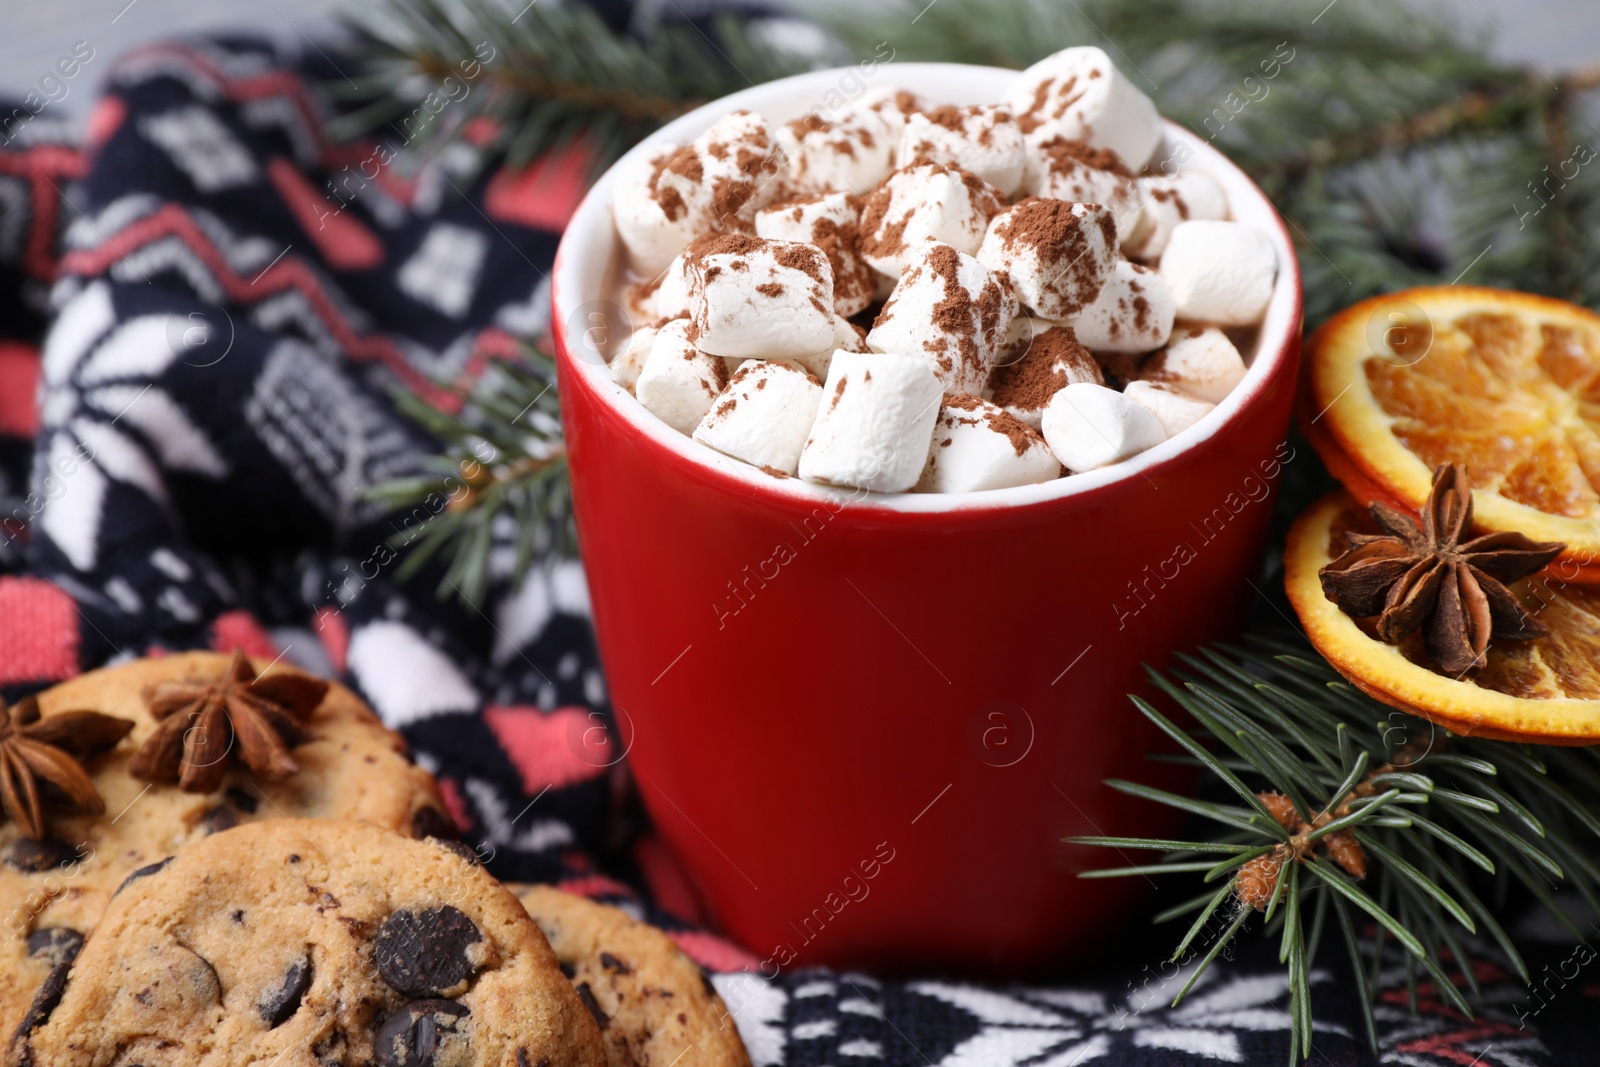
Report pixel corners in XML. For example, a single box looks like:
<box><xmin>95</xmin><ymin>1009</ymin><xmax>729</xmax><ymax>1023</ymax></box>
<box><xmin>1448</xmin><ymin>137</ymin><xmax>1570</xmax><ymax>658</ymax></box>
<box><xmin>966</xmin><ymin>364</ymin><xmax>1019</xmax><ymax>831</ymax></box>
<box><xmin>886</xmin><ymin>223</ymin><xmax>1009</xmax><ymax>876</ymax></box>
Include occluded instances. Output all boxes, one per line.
<box><xmin>663</xmin><ymin>146</ymin><xmax>703</xmax><ymax>184</ymax></box>
<box><xmin>773</xmin><ymin>242</ymin><xmax>825</xmax><ymax>284</ymax></box>
<box><xmin>924</xmin><ymin>244</ymin><xmax>984</xmax><ymax>382</ymax></box>
<box><xmin>1015</xmin><ymin>76</ymin><xmax>1056</xmax><ymax>135</ymax></box>
<box><xmin>710</xmin><ymin>177</ymin><xmax>758</xmax><ymax>225</ymax></box>
<box><xmin>1038</xmin><ymin>136</ymin><xmax>1132</xmax><ymax>178</ymax></box>
<box><xmin>990</xmin><ymin>326</ymin><xmax>1097</xmax><ymax>410</ymax></box>
<box><xmin>702</xmin><ymin>233</ymin><xmax>764</xmax><ymax>258</ymax></box>
<box><xmin>943</xmin><ymin>393</ymin><xmax>986</xmax><ymax>413</ymax></box>
<box><xmin>757</xmin><ymin>282</ymin><xmax>784</xmax><ymax>298</ymax></box>
<box><xmin>949</xmin><ymin>164</ymin><xmax>1006</xmax><ymax>216</ymax></box>
<box><xmin>788</xmin><ymin>114</ymin><xmax>833</xmax><ymax>139</ymax></box>
<box><xmin>919</xmin><ymin>105</ymin><xmax>971</xmax><ymax>133</ymax></box>
<box><xmin>995</xmin><ymin>199</ymin><xmax>1107</xmax><ymax>309</ymax></box>
<box><xmin>1131</xmin><ymin>292</ymin><xmax>1152</xmax><ymax>333</ymax></box>
<box><xmin>1049</xmin><ymin>76</ymin><xmax>1086</xmax><ymax>121</ymax></box>
<box><xmin>982</xmin><ymin>405</ymin><xmax>1044</xmax><ymax>457</ymax></box>
<box><xmin>806</xmin><ymin>208</ymin><xmax>868</xmax><ymax>312</ymax></box>
<box><xmin>650</xmin><ymin>148</ymin><xmax>699</xmax><ymax>222</ymax></box>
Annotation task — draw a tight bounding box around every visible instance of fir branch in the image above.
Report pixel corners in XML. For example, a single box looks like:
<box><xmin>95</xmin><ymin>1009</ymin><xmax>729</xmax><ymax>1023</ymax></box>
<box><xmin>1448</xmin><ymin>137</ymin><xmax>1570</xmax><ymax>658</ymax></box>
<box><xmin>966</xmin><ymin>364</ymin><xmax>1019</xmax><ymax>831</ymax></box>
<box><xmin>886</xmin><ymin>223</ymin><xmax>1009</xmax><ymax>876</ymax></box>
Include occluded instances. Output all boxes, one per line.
<box><xmin>366</xmin><ymin>350</ymin><xmax>573</xmax><ymax>607</ymax></box>
<box><xmin>1069</xmin><ymin>635</ymin><xmax>1600</xmax><ymax>1065</ymax></box>
<box><xmin>334</xmin><ymin>0</ymin><xmax>821</xmax><ymax>174</ymax></box>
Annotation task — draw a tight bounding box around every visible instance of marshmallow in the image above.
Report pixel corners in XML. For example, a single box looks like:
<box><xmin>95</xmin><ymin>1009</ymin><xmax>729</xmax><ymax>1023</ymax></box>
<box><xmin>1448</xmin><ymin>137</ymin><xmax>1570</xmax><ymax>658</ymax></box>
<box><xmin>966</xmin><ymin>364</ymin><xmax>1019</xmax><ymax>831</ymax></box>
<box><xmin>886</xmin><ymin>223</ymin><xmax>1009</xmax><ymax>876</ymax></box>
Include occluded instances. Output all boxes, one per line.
<box><xmin>613</xmin><ymin>143</ymin><xmax>699</xmax><ymax>275</ymax></box>
<box><xmin>693</xmin><ymin>360</ymin><xmax>823</xmax><ymax>475</ymax></box>
<box><xmin>977</xmin><ymin>198</ymin><xmax>1118</xmax><ymax>320</ymax></box>
<box><xmin>630</xmin><ymin>234</ymin><xmax>720</xmax><ymax>321</ymax></box>
<box><xmin>1026</xmin><ymin>138</ymin><xmax>1143</xmax><ymax>243</ymax></box>
<box><xmin>1123</xmin><ymin>380</ymin><xmax>1216</xmax><ymax>438</ymax></box>
<box><xmin>1006</xmin><ymin>46</ymin><xmax>1164</xmax><ymax>170</ymax></box>
<box><xmin>755</xmin><ymin>192</ymin><xmax>874</xmax><ymax>316</ymax></box>
<box><xmin>867</xmin><ymin>242</ymin><xmax>1018</xmax><ymax>396</ymax></box>
<box><xmin>636</xmin><ymin>318</ymin><xmax>730</xmax><ymax>434</ymax></box>
<box><xmin>799</xmin><ymin>350</ymin><xmax>943</xmax><ymax>493</ymax></box>
<box><xmin>899</xmin><ymin>105</ymin><xmax>1026</xmax><ymax>197</ymax></box>
<box><xmin>612</xmin><ymin>321</ymin><xmax>664</xmax><ymax>391</ymax></box>
<box><xmin>857</xmin><ymin>87</ymin><xmax>934</xmax><ymax>164</ymax></box>
<box><xmin>873</xmin><ymin>269</ymin><xmax>898</xmax><ymax>302</ymax></box>
<box><xmin>1124</xmin><ymin>170</ymin><xmax>1230</xmax><ymax>260</ymax></box>
<box><xmin>659</xmin><ymin>110</ymin><xmax>784</xmax><ymax>229</ymax></box>
<box><xmin>988</xmin><ymin>321</ymin><xmax>1103</xmax><ymax>428</ymax></box>
<box><xmin>1124</xmin><ymin>326</ymin><xmax>1247</xmax><ymax>403</ymax></box>
<box><xmin>614</xmin><ymin>113</ymin><xmax>786</xmax><ymax>274</ymax></box>
<box><xmin>1160</xmin><ymin>221</ymin><xmax>1276</xmax><ymax>326</ymax></box>
<box><xmin>776</xmin><ymin>110</ymin><xmax>895</xmax><ymax>196</ymax></box>
<box><xmin>688</xmin><ymin>234</ymin><xmax>835</xmax><ymax>359</ymax></box>
<box><xmin>1040</xmin><ymin>382</ymin><xmax>1166</xmax><ymax>472</ymax></box>
<box><xmin>788</xmin><ymin>313</ymin><xmax>869</xmax><ymax>382</ymax></box>
<box><xmin>857</xmin><ymin>162</ymin><xmax>1005</xmax><ymax>276</ymax></box>
<box><xmin>918</xmin><ymin>395</ymin><xmax>1061</xmax><ymax>492</ymax></box>
<box><xmin>1065</xmin><ymin>260</ymin><xmax>1175</xmax><ymax>354</ymax></box>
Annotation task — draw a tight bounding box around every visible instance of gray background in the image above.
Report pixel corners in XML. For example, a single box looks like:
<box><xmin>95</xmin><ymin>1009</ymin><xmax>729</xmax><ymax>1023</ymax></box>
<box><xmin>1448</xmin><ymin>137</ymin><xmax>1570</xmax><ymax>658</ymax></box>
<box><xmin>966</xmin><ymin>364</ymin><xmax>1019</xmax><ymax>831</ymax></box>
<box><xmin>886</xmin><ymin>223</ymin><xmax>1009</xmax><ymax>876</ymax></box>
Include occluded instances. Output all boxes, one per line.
<box><xmin>5</xmin><ymin>0</ymin><xmax>1598</xmax><ymax>127</ymax></box>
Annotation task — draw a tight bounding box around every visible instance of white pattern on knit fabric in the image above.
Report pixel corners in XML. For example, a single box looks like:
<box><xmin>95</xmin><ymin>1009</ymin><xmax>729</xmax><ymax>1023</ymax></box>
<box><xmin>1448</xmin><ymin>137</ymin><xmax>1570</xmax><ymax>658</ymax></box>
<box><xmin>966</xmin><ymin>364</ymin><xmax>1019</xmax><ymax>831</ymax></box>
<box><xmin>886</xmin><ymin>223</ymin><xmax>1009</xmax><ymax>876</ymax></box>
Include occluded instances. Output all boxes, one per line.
<box><xmin>347</xmin><ymin>619</ymin><xmax>479</xmax><ymax>727</ymax></box>
<box><xmin>491</xmin><ymin>560</ymin><xmax>592</xmax><ymax>665</ymax></box>
<box><xmin>37</xmin><ymin>432</ymin><xmax>108</xmax><ymax>571</ymax></box>
<box><xmin>398</xmin><ymin>223</ymin><xmax>489</xmax><ymax>318</ymax></box>
<box><xmin>463</xmin><ymin>777</ymin><xmax>576</xmax><ymax>852</ymax></box>
<box><xmin>712</xmin><ymin>973</ymin><xmax>788</xmax><ymax>1067</ymax></box>
<box><xmin>140</xmin><ymin>105</ymin><xmax>259</xmax><ymax>191</ymax></box>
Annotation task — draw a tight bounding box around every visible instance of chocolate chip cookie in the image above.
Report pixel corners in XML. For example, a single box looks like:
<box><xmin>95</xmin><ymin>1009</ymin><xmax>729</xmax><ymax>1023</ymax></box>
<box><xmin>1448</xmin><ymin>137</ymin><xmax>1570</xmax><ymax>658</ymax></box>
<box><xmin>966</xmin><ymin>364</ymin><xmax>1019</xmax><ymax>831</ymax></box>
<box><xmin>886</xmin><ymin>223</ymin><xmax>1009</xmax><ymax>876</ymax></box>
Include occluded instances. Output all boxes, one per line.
<box><xmin>8</xmin><ymin>819</ymin><xmax>607</xmax><ymax>1067</ymax></box>
<box><xmin>514</xmin><ymin>885</ymin><xmax>752</xmax><ymax>1067</ymax></box>
<box><xmin>0</xmin><ymin>653</ymin><xmax>451</xmax><ymax>1043</ymax></box>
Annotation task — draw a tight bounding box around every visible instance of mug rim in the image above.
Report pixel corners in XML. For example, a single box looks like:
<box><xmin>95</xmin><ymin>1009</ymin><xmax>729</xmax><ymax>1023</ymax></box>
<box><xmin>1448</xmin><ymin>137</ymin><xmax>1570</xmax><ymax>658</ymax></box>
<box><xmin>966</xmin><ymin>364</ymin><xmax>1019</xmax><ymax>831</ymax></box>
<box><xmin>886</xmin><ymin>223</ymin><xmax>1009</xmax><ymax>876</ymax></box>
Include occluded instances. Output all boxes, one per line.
<box><xmin>551</xmin><ymin>61</ymin><xmax>1304</xmax><ymax>515</ymax></box>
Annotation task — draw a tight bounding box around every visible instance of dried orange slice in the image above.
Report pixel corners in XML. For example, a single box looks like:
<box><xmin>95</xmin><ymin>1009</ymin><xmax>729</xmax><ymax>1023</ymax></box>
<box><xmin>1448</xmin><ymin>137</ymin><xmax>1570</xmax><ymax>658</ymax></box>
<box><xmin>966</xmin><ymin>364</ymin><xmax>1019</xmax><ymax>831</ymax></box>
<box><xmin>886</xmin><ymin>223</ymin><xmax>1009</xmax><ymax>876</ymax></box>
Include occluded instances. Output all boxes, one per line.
<box><xmin>1285</xmin><ymin>491</ymin><xmax>1600</xmax><ymax>744</ymax></box>
<box><xmin>1303</xmin><ymin>286</ymin><xmax>1600</xmax><ymax>582</ymax></box>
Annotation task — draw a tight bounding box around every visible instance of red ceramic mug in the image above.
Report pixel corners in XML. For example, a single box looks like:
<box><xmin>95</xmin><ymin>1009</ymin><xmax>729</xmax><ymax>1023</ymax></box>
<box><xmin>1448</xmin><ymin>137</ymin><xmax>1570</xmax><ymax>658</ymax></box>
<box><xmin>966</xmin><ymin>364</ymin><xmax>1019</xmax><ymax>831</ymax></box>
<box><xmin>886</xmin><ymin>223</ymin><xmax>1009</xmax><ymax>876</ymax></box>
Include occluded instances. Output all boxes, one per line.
<box><xmin>552</xmin><ymin>63</ymin><xmax>1303</xmax><ymax>976</ymax></box>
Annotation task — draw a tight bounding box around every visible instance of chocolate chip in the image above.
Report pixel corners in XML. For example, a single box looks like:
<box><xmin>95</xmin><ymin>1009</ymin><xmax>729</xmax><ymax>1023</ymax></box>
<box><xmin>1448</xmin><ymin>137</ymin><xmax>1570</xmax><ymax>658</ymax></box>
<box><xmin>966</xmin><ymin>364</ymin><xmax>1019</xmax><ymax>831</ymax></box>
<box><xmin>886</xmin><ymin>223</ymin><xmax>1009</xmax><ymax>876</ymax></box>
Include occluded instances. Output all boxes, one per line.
<box><xmin>374</xmin><ymin>1000</ymin><xmax>469</xmax><ymax>1067</ymax></box>
<box><xmin>259</xmin><ymin>956</ymin><xmax>313</xmax><ymax>1028</ymax></box>
<box><xmin>112</xmin><ymin>857</ymin><xmax>172</xmax><ymax>896</ymax></box>
<box><xmin>15</xmin><ymin>963</ymin><xmax>69</xmax><ymax>1039</ymax></box>
<box><xmin>198</xmin><ymin>806</ymin><xmax>239</xmax><ymax>836</ymax></box>
<box><xmin>575</xmin><ymin>982</ymin><xmax>609</xmax><ymax>1030</ymax></box>
<box><xmin>226</xmin><ymin>786</ymin><xmax>259</xmax><ymax>813</ymax></box>
<box><xmin>558</xmin><ymin>962</ymin><xmax>576</xmax><ymax>979</ymax></box>
<box><xmin>375</xmin><ymin>906</ymin><xmax>486</xmax><ymax>998</ymax></box>
<box><xmin>515</xmin><ymin>1050</ymin><xmax>549</xmax><ymax>1067</ymax></box>
<box><xmin>313</xmin><ymin>1031</ymin><xmax>348</xmax><ymax>1063</ymax></box>
<box><xmin>5</xmin><ymin>838</ymin><xmax>78</xmax><ymax>873</ymax></box>
<box><xmin>288</xmin><ymin>854</ymin><xmax>301</xmax><ymax>863</ymax></box>
<box><xmin>231</xmin><ymin>910</ymin><xmax>246</xmax><ymax>924</ymax></box>
<box><xmin>411</xmin><ymin>807</ymin><xmax>457</xmax><ymax>841</ymax></box>
<box><xmin>430</xmin><ymin>839</ymin><xmax>481</xmax><ymax>867</ymax></box>
<box><xmin>598</xmin><ymin>952</ymin><xmax>631</xmax><ymax>975</ymax></box>
<box><xmin>25</xmin><ymin>929</ymin><xmax>83</xmax><ymax>967</ymax></box>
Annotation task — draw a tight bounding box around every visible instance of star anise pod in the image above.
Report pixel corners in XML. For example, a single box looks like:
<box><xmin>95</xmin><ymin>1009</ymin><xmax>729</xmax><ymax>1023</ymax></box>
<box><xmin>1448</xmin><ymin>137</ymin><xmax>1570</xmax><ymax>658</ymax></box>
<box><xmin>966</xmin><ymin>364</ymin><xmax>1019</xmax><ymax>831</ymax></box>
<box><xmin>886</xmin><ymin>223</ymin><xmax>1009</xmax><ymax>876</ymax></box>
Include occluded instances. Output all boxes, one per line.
<box><xmin>1319</xmin><ymin>464</ymin><xmax>1565</xmax><ymax>674</ymax></box>
<box><xmin>0</xmin><ymin>695</ymin><xmax>135</xmax><ymax>839</ymax></box>
<box><xmin>128</xmin><ymin>650</ymin><xmax>328</xmax><ymax>794</ymax></box>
